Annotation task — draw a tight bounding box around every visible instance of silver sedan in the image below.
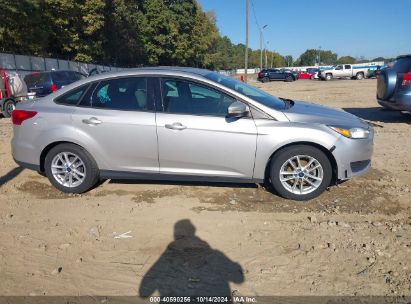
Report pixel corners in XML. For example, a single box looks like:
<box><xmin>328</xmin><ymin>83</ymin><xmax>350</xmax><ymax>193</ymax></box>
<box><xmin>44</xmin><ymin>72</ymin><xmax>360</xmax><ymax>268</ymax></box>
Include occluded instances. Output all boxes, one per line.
<box><xmin>11</xmin><ymin>67</ymin><xmax>373</xmax><ymax>200</ymax></box>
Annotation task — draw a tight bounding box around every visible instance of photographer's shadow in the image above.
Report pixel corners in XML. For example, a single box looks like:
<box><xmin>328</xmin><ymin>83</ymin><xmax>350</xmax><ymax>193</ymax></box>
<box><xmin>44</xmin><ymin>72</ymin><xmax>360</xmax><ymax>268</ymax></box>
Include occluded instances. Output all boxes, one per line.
<box><xmin>139</xmin><ymin>219</ymin><xmax>244</xmax><ymax>297</ymax></box>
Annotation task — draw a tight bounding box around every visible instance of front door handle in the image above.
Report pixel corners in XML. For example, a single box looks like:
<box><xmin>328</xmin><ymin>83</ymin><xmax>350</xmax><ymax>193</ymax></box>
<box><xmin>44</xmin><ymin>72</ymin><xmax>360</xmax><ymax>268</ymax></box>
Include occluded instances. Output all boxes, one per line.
<box><xmin>165</xmin><ymin>122</ymin><xmax>187</xmax><ymax>130</ymax></box>
<box><xmin>82</xmin><ymin>117</ymin><xmax>102</xmax><ymax>125</ymax></box>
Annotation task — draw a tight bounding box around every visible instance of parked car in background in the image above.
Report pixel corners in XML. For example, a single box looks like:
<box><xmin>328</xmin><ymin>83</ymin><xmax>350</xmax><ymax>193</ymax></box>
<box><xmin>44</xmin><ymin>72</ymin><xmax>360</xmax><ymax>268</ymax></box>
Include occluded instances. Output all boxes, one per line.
<box><xmin>298</xmin><ymin>71</ymin><xmax>314</xmax><ymax>79</ymax></box>
<box><xmin>306</xmin><ymin>68</ymin><xmax>320</xmax><ymax>79</ymax></box>
<box><xmin>318</xmin><ymin>64</ymin><xmax>369</xmax><ymax>80</ymax></box>
<box><xmin>12</xmin><ymin>67</ymin><xmax>373</xmax><ymax>201</ymax></box>
<box><xmin>377</xmin><ymin>55</ymin><xmax>411</xmax><ymax>111</ymax></box>
<box><xmin>283</xmin><ymin>69</ymin><xmax>299</xmax><ymax>80</ymax></box>
<box><xmin>24</xmin><ymin>70</ymin><xmax>85</xmax><ymax>98</ymax></box>
<box><xmin>367</xmin><ymin>65</ymin><xmax>384</xmax><ymax>79</ymax></box>
<box><xmin>258</xmin><ymin>68</ymin><xmax>297</xmax><ymax>82</ymax></box>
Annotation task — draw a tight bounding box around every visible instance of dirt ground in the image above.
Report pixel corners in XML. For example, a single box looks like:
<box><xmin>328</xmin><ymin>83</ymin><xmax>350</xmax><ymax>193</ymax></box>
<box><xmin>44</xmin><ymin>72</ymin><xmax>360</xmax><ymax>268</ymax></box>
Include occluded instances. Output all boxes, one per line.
<box><xmin>0</xmin><ymin>78</ymin><xmax>410</xmax><ymax>297</ymax></box>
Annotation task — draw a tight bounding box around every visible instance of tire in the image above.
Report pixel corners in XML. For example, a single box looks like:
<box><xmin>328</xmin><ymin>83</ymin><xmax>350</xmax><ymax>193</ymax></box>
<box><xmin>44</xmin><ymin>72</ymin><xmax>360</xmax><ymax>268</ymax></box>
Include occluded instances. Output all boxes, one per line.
<box><xmin>285</xmin><ymin>75</ymin><xmax>293</xmax><ymax>82</ymax></box>
<box><xmin>310</xmin><ymin>75</ymin><xmax>314</xmax><ymax>80</ymax></box>
<box><xmin>356</xmin><ymin>72</ymin><xmax>364</xmax><ymax>80</ymax></box>
<box><xmin>262</xmin><ymin>77</ymin><xmax>269</xmax><ymax>83</ymax></box>
<box><xmin>269</xmin><ymin>145</ymin><xmax>332</xmax><ymax>201</ymax></box>
<box><xmin>325</xmin><ymin>74</ymin><xmax>332</xmax><ymax>81</ymax></box>
<box><xmin>377</xmin><ymin>69</ymin><xmax>397</xmax><ymax>100</ymax></box>
<box><xmin>2</xmin><ymin>99</ymin><xmax>15</xmax><ymax>118</ymax></box>
<box><xmin>44</xmin><ymin>143</ymin><xmax>100</xmax><ymax>193</ymax></box>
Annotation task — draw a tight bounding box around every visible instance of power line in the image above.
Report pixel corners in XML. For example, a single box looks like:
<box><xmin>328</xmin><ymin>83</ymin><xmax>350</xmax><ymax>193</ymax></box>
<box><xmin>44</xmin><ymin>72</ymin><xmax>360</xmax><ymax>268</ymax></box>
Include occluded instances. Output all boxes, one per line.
<box><xmin>249</xmin><ymin>0</ymin><xmax>261</xmax><ymax>31</ymax></box>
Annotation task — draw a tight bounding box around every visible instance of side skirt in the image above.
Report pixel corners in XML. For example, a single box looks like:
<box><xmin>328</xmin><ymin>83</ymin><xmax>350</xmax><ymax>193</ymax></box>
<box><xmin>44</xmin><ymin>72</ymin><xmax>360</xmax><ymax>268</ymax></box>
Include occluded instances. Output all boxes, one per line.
<box><xmin>100</xmin><ymin>170</ymin><xmax>264</xmax><ymax>184</ymax></box>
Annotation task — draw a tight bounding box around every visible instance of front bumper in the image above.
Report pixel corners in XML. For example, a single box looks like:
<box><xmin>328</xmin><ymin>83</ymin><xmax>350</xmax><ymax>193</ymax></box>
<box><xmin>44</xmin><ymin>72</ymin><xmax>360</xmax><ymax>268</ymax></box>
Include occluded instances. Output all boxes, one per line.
<box><xmin>331</xmin><ymin>128</ymin><xmax>374</xmax><ymax>180</ymax></box>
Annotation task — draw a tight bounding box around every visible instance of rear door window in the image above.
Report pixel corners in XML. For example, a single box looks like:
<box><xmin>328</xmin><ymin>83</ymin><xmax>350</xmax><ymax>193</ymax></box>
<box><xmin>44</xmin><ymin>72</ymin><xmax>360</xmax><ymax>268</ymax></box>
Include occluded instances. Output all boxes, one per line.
<box><xmin>91</xmin><ymin>77</ymin><xmax>149</xmax><ymax>111</ymax></box>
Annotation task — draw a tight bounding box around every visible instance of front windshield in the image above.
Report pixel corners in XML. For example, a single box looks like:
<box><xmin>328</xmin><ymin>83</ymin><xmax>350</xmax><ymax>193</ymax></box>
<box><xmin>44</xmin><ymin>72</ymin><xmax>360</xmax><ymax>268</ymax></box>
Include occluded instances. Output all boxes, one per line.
<box><xmin>205</xmin><ymin>72</ymin><xmax>285</xmax><ymax>110</ymax></box>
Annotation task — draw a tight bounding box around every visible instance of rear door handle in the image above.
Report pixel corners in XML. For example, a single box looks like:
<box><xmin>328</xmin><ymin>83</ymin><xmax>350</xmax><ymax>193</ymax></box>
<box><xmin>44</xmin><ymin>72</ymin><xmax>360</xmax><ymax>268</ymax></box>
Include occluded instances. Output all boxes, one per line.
<box><xmin>82</xmin><ymin>117</ymin><xmax>102</xmax><ymax>125</ymax></box>
<box><xmin>165</xmin><ymin>122</ymin><xmax>187</xmax><ymax>130</ymax></box>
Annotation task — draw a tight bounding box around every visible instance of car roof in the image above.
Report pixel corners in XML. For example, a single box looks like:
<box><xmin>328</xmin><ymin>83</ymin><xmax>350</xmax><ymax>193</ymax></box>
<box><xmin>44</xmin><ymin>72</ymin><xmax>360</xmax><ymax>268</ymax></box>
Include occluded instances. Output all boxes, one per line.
<box><xmin>82</xmin><ymin>66</ymin><xmax>213</xmax><ymax>82</ymax></box>
<box><xmin>396</xmin><ymin>54</ymin><xmax>411</xmax><ymax>59</ymax></box>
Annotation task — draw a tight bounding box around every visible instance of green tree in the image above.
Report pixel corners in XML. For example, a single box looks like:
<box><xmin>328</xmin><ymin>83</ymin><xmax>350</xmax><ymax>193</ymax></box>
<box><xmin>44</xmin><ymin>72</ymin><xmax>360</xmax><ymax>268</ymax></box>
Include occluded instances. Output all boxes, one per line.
<box><xmin>337</xmin><ymin>56</ymin><xmax>356</xmax><ymax>64</ymax></box>
<box><xmin>0</xmin><ymin>0</ymin><xmax>47</xmax><ymax>55</ymax></box>
<box><xmin>296</xmin><ymin>49</ymin><xmax>338</xmax><ymax>66</ymax></box>
<box><xmin>283</xmin><ymin>55</ymin><xmax>293</xmax><ymax>67</ymax></box>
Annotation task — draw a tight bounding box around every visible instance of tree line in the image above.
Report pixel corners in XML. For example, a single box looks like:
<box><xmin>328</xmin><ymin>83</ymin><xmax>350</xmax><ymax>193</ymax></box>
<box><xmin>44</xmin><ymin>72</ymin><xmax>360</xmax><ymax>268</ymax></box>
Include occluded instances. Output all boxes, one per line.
<box><xmin>0</xmin><ymin>0</ymin><xmax>391</xmax><ymax>70</ymax></box>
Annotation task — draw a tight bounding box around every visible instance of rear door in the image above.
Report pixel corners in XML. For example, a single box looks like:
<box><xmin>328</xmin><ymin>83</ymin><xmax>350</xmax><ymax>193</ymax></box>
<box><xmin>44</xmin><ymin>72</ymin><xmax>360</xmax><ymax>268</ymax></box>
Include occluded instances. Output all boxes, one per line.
<box><xmin>155</xmin><ymin>77</ymin><xmax>257</xmax><ymax>179</ymax></box>
<box><xmin>344</xmin><ymin>65</ymin><xmax>352</xmax><ymax>77</ymax></box>
<box><xmin>71</xmin><ymin>76</ymin><xmax>159</xmax><ymax>173</ymax></box>
<box><xmin>269</xmin><ymin>69</ymin><xmax>282</xmax><ymax>80</ymax></box>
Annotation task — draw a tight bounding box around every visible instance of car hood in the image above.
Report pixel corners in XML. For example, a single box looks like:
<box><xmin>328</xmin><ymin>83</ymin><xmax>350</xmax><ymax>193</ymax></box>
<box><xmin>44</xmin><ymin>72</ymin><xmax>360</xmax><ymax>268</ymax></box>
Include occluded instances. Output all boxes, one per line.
<box><xmin>282</xmin><ymin>100</ymin><xmax>369</xmax><ymax>128</ymax></box>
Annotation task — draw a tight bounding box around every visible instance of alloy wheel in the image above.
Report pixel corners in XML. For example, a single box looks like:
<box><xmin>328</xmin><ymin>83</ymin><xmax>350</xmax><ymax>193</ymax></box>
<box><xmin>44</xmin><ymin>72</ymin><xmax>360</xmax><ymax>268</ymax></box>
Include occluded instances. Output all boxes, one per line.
<box><xmin>279</xmin><ymin>155</ymin><xmax>324</xmax><ymax>195</ymax></box>
<box><xmin>51</xmin><ymin>152</ymin><xmax>86</xmax><ymax>188</ymax></box>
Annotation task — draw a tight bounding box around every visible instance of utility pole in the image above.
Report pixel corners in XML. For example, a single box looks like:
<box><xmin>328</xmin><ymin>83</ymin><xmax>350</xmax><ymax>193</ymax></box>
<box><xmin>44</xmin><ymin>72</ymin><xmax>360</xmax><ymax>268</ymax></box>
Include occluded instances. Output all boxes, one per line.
<box><xmin>318</xmin><ymin>45</ymin><xmax>322</xmax><ymax>67</ymax></box>
<box><xmin>265</xmin><ymin>41</ymin><xmax>269</xmax><ymax>68</ymax></box>
<box><xmin>271</xmin><ymin>52</ymin><xmax>274</xmax><ymax>68</ymax></box>
<box><xmin>259</xmin><ymin>25</ymin><xmax>267</xmax><ymax>70</ymax></box>
<box><xmin>244</xmin><ymin>0</ymin><xmax>248</xmax><ymax>82</ymax></box>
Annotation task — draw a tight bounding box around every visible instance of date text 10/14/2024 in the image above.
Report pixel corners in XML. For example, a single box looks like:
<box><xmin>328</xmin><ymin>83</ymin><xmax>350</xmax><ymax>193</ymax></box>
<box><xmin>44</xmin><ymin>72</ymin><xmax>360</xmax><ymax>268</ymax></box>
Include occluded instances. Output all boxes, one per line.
<box><xmin>149</xmin><ymin>296</ymin><xmax>257</xmax><ymax>303</ymax></box>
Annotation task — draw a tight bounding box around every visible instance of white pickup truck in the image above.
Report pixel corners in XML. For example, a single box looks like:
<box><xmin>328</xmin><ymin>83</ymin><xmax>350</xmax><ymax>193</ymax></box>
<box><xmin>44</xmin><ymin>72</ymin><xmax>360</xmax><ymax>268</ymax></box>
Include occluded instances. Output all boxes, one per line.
<box><xmin>318</xmin><ymin>64</ymin><xmax>369</xmax><ymax>80</ymax></box>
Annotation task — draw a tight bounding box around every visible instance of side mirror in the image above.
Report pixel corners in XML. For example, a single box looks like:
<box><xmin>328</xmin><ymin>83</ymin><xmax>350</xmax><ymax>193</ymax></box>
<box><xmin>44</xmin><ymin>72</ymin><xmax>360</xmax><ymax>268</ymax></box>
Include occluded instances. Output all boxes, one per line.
<box><xmin>227</xmin><ymin>101</ymin><xmax>249</xmax><ymax>118</ymax></box>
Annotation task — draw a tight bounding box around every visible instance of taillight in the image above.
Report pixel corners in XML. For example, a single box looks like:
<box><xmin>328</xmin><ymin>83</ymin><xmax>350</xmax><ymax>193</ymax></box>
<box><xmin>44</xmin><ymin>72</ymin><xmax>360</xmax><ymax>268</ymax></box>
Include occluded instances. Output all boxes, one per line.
<box><xmin>401</xmin><ymin>73</ymin><xmax>411</xmax><ymax>86</ymax></box>
<box><xmin>50</xmin><ymin>83</ymin><xmax>58</xmax><ymax>92</ymax></box>
<box><xmin>11</xmin><ymin>110</ymin><xmax>37</xmax><ymax>125</ymax></box>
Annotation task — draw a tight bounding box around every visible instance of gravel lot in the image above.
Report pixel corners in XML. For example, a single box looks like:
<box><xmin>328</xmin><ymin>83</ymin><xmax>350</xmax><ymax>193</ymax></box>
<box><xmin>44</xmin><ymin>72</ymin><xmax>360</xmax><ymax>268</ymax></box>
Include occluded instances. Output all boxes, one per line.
<box><xmin>0</xmin><ymin>78</ymin><xmax>410</xmax><ymax>297</ymax></box>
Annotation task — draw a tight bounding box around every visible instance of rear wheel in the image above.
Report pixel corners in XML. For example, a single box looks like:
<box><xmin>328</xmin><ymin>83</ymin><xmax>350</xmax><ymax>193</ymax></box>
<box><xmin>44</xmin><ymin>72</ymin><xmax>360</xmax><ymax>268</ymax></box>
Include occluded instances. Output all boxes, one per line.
<box><xmin>270</xmin><ymin>145</ymin><xmax>332</xmax><ymax>201</ymax></box>
<box><xmin>310</xmin><ymin>75</ymin><xmax>315</xmax><ymax>80</ymax></box>
<box><xmin>325</xmin><ymin>74</ymin><xmax>332</xmax><ymax>81</ymax></box>
<box><xmin>2</xmin><ymin>99</ymin><xmax>15</xmax><ymax>118</ymax></box>
<box><xmin>285</xmin><ymin>75</ymin><xmax>293</xmax><ymax>82</ymax></box>
<box><xmin>45</xmin><ymin>143</ymin><xmax>100</xmax><ymax>193</ymax></box>
<box><xmin>356</xmin><ymin>72</ymin><xmax>364</xmax><ymax>80</ymax></box>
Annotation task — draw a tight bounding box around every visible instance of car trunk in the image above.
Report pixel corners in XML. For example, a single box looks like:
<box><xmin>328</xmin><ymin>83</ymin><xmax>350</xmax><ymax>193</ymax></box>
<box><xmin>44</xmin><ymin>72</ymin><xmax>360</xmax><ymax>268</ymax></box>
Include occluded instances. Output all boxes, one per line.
<box><xmin>24</xmin><ymin>73</ymin><xmax>52</xmax><ymax>97</ymax></box>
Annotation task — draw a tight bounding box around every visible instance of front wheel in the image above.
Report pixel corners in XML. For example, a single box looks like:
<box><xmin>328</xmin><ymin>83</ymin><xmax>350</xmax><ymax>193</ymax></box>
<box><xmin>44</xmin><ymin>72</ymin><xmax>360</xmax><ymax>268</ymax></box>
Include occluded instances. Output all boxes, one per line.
<box><xmin>262</xmin><ymin>77</ymin><xmax>269</xmax><ymax>83</ymax></box>
<box><xmin>45</xmin><ymin>143</ymin><xmax>100</xmax><ymax>193</ymax></box>
<box><xmin>270</xmin><ymin>145</ymin><xmax>332</xmax><ymax>201</ymax></box>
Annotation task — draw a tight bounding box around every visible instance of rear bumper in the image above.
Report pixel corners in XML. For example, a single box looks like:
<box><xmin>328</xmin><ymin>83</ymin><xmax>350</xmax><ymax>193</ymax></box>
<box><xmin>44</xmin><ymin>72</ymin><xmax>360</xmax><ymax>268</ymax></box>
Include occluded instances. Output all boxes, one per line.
<box><xmin>14</xmin><ymin>158</ymin><xmax>40</xmax><ymax>172</ymax></box>
<box><xmin>332</xmin><ymin>128</ymin><xmax>374</xmax><ymax>180</ymax></box>
<box><xmin>377</xmin><ymin>90</ymin><xmax>411</xmax><ymax>111</ymax></box>
<box><xmin>11</xmin><ymin>130</ymin><xmax>41</xmax><ymax>170</ymax></box>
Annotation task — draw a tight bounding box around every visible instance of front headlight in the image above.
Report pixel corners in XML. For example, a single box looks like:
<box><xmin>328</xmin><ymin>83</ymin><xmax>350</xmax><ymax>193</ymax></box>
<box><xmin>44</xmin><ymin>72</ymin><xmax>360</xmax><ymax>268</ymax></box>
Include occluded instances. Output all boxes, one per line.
<box><xmin>329</xmin><ymin>126</ymin><xmax>370</xmax><ymax>139</ymax></box>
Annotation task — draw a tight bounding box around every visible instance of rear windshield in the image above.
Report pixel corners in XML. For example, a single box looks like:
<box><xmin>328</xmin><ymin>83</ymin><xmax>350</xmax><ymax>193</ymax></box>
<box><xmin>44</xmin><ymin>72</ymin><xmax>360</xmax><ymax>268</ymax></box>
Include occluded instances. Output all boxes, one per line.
<box><xmin>393</xmin><ymin>57</ymin><xmax>411</xmax><ymax>73</ymax></box>
<box><xmin>24</xmin><ymin>72</ymin><xmax>50</xmax><ymax>86</ymax></box>
<box><xmin>205</xmin><ymin>72</ymin><xmax>285</xmax><ymax>110</ymax></box>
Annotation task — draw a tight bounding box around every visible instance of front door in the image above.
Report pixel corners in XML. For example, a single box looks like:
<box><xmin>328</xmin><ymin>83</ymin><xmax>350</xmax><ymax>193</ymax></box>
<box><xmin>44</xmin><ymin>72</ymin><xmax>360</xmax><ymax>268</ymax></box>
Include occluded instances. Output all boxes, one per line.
<box><xmin>156</xmin><ymin>78</ymin><xmax>258</xmax><ymax>179</ymax></box>
<box><xmin>334</xmin><ymin>65</ymin><xmax>344</xmax><ymax>77</ymax></box>
<box><xmin>71</xmin><ymin>76</ymin><xmax>159</xmax><ymax>173</ymax></box>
